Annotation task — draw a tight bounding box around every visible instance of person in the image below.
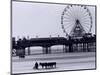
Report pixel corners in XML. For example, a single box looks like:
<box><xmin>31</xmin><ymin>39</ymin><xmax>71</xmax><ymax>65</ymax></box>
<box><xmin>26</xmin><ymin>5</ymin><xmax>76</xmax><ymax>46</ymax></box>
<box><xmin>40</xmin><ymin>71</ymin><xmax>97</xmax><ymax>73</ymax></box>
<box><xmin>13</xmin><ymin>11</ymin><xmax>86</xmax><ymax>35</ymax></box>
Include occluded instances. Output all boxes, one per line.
<box><xmin>34</xmin><ymin>62</ymin><xmax>38</xmax><ymax>69</ymax></box>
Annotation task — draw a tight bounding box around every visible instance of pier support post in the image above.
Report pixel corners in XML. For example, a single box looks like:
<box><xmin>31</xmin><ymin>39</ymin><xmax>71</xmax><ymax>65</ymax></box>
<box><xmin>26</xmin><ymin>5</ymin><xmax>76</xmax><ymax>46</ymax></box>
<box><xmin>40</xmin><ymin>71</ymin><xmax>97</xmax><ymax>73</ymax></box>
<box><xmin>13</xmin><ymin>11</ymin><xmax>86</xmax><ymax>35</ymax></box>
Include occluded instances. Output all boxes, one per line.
<box><xmin>48</xmin><ymin>47</ymin><xmax>51</xmax><ymax>54</ymax></box>
<box><xmin>42</xmin><ymin>47</ymin><xmax>45</xmax><ymax>54</ymax></box>
<box><xmin>69</xmin><ymin>44</ymin><xmax>73</xmax><ymax>52</ymax></box>
<box><xmin>87</xmin><ymin>43</ymin><xmax>89</xmax><ymax>52</ymax></box>
<box><xmin>63</xmin><ymin>45</ymin><xmax>65</xmax><ymax>53</ymax></box>
<box><xmin>28</xmin><ymin>47</ymin><xmax>30</xmax><ymax>55</ymax></box>
<box><xmin>65</xmin><ymin>45</ymin><xmax>67</xmax><ymax>53</ymax></box>
<box><xmin>45</xmin><ymin>47</ymin><xmax>48</xmax><ymax>54</ymax></box>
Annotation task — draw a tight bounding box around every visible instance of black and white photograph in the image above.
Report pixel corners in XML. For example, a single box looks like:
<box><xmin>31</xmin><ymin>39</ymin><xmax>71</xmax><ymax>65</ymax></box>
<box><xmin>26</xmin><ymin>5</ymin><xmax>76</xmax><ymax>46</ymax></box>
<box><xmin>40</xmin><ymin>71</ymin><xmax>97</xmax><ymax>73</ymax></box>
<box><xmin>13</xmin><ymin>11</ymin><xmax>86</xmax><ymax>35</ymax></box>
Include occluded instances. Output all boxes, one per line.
<box><xmin>11</xmin><ymin>0</ymin><xmax>96</xmax><ymax>74</ymax></box>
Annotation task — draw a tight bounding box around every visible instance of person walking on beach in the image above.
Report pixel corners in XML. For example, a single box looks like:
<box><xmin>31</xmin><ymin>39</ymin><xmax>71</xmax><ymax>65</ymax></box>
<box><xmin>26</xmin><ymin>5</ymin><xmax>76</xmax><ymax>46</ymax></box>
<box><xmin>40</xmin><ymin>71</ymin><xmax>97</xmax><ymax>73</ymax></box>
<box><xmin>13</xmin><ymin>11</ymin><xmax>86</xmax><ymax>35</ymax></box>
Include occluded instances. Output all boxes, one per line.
<box><xmin>34</xmin><ymin>62</ymin><xmax>38</xmax><ymax>69</ymax></box>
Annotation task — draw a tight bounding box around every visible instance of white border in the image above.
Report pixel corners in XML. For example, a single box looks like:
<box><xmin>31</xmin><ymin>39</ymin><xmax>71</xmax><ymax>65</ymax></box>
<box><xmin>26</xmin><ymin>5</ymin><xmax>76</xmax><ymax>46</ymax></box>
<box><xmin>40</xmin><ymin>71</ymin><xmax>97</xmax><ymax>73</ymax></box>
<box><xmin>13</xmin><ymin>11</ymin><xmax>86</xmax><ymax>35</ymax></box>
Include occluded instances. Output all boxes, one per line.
<box><xmin>0</xmin><ymin>0</ymin><xmax>100</xmax><ymax>75</ymax></box>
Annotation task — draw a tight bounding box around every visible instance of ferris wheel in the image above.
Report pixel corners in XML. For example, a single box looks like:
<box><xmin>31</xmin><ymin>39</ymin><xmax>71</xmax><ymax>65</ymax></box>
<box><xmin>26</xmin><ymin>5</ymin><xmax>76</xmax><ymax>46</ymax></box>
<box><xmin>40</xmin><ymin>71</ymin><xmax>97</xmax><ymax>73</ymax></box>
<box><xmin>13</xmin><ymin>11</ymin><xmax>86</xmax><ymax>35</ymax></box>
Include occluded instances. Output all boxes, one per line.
<box><xmin>61</xmin><ymin>5</ymin><xmax>92</xmax><ymax>38</ymax></box>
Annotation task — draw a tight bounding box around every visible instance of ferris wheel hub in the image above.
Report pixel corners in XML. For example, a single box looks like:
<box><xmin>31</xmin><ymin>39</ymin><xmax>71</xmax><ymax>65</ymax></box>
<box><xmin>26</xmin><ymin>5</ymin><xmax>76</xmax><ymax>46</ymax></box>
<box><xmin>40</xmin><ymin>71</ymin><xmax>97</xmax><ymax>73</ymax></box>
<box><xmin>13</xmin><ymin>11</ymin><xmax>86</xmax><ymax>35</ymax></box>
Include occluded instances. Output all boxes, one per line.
<box><xmin>76</xmin><ymin>19</ymin><xmax>80</xmax><ymax>25</ymax></box>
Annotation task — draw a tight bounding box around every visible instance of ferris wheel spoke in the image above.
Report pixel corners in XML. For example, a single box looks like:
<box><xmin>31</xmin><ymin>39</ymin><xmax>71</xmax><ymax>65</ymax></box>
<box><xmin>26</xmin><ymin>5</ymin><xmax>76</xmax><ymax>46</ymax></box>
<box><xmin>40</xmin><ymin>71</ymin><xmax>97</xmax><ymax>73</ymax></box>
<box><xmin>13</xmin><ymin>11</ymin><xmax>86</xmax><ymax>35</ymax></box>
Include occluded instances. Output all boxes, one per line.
<box><xmin>80</xmin><ymin>9</ymin><xmax>85</xmax><ymax>19</ymax></box>
<box><xmin>82</xmin><ymin>24</ymin><xmax>90</xmax><ymax>30</ymax></box>
<box><xmin>81</xmin><ymin>18</ymin><xmax>91</xmax><ymax>25</ymax></box>
<box><xmin>79</xmin><ymin>6</ymin><xmax>87</xmax><ymax>20</ymax></box>
<box><xmin>63</xmin><ymin>19</ymin><xmax>73</xmax><ymax>23</ymax></box>
<box><xmin>83</xmin><ymin>23</ymin><xmax>91</xmax><ymax>28</ymax></box>
<box><xmin>64</xmin><ymin>13</ymin><xmax>73</xmax><ymax>21</ymax></box>
<box><xmin>81</xmin><ymin>20</ymin><xmax>91</xmax><ymax>24</ymax></box>
<box><xmin>84</xmin><ymin>25</ymin><xmax>90</xmax><ymax>30</ymax></box>
<box><xmin>82</xmin><ymin>22</ymin><xmax>91</xmax><ymax>27</ymax></box>
<box><xmin>63</xmin><ymin>24</ymin><xmax>74</xmax><ymax>29</ymax></box>
<box><xmin>83</xmin><ymin>12</ymin><xmax>90</xmax><ymax>17</ymax></box>
<box><xmin>65</xmin><ymin>27</ymin><xmax>73</xmax><ymax>34</ymax></box>
<box><xmin>75</xmin><ymin>6</ymin><xmax>79</xmax><ymax>18</ymax></box>
<box><xmin>63</xmin><ymin>28</ymin><xmax>71</xmax><ymax>34</ymax></box>
<box><xmin>81</xmin><ymin>19</ymin><xmax>91</xmax><ymax>23</ymax></box>
<box><xmin>82</xmin><ymin>18</ymin><xmax>91</xmax><ymax>32</ymax></box>
<box><xmin>63</xmin><ymin>23</ymin><xmax>74</xmax><ymax>29</ymax></box>
<box><xmin>82</xmin><ymin>14</ymin><xmax>90</xmax><ymax>20</ymax></box>
<box><xmin>82</xmin><ymin>6</ymin><xmax>88</xmax><ymax>14</ymax></box>
<box><xmin>63</xmin><ymin>16</ymin><xmax>74</xmax><ymax>21</ymax></box>
<box><xmin>81</xmin><ymin>8</ymin><xmax>87</xmax><ymax>15</ymax></box>
<box><xmin>80</xmin><ymin>17</ymin><xmax>90</xmax><ymax>22</ymax></box>
<box><xmin>71</xmin><ymin>6</ymin><xmax>77</xmax><ymax>19</ymax></box>
<box><xmin>82</xmin><ymin>14</ymin><xmax>90</xmax><ymax>17</ymax></box>
<box><xmin>82</xmin><ymin>16</ymin><xmax>90</xmax><ymax>21</ymax></box>
<box><xmin>68</xmin><ymin>6</ymin><xmax>76</xmax><ymax>19</ymax></box>
<box><xmin>64</xmin><ymin>12</ymin><xmax>72</xmax><ymax>17</ymax></box>
<box><xmin>63</xmin><ymin>13</ymin><xmax>74</xmax><ymax>21</ymax></box>
<box><xmin>82</xmin><ymin>24</ymin><xmax>90</xmax><ymax>31</ymax></box>
<box><xmin>71</xmin><ymin>6</ymin><xmax>77</xmax><ymax>18</ymax></box>
<box><xmin>63</xmin><ymin>20</ymin><xmax>74</xmax><ymax>24</ymax></box>
<box><xmin>64</xmin><ymin>7</ymin><xmax>72</xmax><ymax>15</ymax></box>
<box><xmin>84</xmin><ymin>26</ymin><xmax>90</xmax><ymax>32</ymax></box>
<box><xmin>63</xmin><ymin>20</ymin><xmax>74</xmax><ymax>25</ymax></box>
<box><xmin>76</xmin><ymin>6</ymin><xmax>80</xmax><ymax>19</ymax></box>
<box><xmin>84</xmin><ymin>28</ymin><xmax>88</xmax><ymax>33</ymax></box>
<box><xmin>63</xmin><ymin>24</ymin><xmax>74</xmax><ymax>31</ymax></box>
<box><xmin>66</xmin><ymin>7</ymin><xmax>75</xmax><ymax>19</ymax></box>
<box><xmin>70</xmin><ymin>7</ymin><xmax>75</xmax><ymax>18</ymax></box>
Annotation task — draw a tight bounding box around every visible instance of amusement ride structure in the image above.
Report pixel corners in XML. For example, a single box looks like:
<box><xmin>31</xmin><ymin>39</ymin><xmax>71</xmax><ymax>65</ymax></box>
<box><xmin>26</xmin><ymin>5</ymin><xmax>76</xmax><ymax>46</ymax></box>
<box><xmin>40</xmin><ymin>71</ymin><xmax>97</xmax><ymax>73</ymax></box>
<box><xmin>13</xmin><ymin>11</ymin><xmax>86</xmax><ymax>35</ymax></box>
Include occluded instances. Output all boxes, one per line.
<box><xmin>61</xmin><ymin>5</ymin><xmax>92</xmax><ymax>39</ymax></box>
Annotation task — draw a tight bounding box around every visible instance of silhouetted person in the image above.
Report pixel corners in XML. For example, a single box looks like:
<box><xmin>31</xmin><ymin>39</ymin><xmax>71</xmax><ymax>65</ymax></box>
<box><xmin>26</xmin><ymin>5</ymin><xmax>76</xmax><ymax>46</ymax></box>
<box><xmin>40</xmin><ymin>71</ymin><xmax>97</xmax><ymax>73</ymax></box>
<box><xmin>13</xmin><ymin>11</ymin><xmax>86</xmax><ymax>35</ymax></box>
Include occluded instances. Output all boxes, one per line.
<box><xmin>34</xmin><ymin>62</ymin><xmax>38</xmax><ymax>69</ymax></box>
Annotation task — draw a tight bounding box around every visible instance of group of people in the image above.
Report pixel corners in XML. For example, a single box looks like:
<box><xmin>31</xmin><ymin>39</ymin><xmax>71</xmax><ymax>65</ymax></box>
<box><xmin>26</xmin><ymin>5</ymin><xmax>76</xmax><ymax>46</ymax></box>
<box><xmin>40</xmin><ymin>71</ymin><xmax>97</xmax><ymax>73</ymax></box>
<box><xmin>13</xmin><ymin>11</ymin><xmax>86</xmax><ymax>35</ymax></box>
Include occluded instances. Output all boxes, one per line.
<box><xmin>33</xmin><ymin>62</ymin><xmax>56</xmax><ymax>70</ymax></box>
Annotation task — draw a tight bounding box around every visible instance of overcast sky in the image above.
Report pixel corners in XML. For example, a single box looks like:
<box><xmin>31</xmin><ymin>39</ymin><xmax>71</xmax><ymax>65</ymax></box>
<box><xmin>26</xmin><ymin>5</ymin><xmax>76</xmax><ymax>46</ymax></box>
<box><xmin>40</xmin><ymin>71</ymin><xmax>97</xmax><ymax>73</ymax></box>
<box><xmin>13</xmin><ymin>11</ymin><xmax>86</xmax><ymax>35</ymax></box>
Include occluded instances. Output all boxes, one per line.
<box><xmin>12</xmin><ymin>1</ymin><xmax>96</xmax><ymax>39</ymax></box>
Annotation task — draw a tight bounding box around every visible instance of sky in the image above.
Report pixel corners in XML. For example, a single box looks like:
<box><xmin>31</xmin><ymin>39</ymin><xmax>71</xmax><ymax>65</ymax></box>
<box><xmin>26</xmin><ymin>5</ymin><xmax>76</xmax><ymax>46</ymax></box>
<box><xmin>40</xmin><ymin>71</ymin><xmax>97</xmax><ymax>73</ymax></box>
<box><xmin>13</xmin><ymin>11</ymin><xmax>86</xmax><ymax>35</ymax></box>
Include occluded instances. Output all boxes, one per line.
<box><xmin>12</xmin><ymin>1</ymin><xmax>96</xmax><ymax>39</ymax></box>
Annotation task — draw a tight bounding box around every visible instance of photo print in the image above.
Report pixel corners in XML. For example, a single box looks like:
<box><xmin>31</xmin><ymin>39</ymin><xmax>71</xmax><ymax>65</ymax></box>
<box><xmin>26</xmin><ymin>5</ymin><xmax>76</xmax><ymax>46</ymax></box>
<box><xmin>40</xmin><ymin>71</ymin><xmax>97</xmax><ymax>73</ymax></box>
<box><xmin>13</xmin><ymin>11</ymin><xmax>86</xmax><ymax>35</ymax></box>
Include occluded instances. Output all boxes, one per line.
<box><xmin>11</xmin><ymin>0</ymin><xmax>96</xmax><ymax>74</ymax></box>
